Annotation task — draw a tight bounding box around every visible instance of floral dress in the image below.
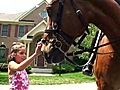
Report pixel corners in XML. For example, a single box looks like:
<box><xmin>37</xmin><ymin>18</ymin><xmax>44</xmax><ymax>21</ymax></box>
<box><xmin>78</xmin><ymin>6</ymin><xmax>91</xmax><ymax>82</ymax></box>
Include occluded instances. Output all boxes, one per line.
<box><xmin>9</xmin><ymin>70</ymin><xmax>30</xmax><ymax>90</ymax></box>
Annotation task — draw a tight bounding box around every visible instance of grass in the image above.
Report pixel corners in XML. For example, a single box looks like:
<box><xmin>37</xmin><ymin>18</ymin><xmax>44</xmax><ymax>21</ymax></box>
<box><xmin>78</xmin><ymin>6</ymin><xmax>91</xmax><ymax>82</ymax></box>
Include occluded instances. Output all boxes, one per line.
<box><xmin>0</xmin><ymin>72</ymin><xmax>95</xmax><ymax>85</ymax></box>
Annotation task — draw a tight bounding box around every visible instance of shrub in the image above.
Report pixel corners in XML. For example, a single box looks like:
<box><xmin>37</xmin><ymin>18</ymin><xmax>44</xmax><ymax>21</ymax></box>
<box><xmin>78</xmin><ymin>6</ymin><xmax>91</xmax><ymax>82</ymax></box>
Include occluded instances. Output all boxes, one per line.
<box><xmin>52</xmin><ymin>61</ymin><xmax>76</xmax><ymax>74</ymax></box>
<box><xmin>73</xmin><ymin>56</ymin><xmax>88</xmax><ymax>72</ymax></box>
<box><xmin>0</xmin><ymin>63</ymin><xmax>32</xmax><ymax>73</ymax></box>
<box><xmin>26</xmin><ymin>65</ymin><xmax>32</xmax><ymax>74</ymax></box>
<box><xmin>0</xmin><ymin>63</ymin><xmax>8</xmax><ymax>72</ymax></box>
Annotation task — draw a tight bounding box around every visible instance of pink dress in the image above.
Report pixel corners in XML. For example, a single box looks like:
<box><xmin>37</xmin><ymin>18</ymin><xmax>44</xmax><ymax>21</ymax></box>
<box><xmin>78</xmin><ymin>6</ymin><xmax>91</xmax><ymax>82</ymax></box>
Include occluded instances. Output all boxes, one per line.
<box><xmin>9</xmin><ymin>70</ymin><xmax>30</xmax><ymax>90</ymax></box>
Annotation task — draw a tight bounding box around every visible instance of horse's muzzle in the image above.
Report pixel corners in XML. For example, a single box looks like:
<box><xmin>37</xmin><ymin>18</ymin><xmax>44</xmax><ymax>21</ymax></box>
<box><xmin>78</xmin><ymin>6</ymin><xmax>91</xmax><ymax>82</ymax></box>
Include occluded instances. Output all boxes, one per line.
<box><xmin>43</xmin><ymin>47</ymin><xmax>65</xmax><ymax>64</ymax></box>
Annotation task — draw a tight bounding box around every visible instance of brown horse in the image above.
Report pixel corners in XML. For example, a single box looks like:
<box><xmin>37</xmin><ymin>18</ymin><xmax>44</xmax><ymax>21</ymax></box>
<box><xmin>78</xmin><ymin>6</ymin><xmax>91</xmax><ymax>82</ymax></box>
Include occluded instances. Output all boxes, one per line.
<box><xmin>41</xmin><ymin>0</ymin><xmax>120</xmax><ymax>90</ymax></box>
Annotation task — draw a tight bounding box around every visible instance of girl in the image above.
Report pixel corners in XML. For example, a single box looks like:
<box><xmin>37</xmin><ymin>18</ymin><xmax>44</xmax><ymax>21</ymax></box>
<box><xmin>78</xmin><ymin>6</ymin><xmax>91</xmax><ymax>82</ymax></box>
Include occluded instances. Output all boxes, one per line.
<box><xmin>7</xmin><ymin>42</ymin><xmax>42</xmax><ymax>90</ymax></box>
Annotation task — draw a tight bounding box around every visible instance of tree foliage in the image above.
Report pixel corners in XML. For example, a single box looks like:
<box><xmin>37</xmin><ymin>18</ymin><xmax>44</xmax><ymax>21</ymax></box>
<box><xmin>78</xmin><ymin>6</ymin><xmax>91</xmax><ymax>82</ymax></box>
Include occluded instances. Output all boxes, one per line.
<box><xmin>72</xmin><ymin>24</ymin><xmax>98</xmax><ymax>61</ymax></box>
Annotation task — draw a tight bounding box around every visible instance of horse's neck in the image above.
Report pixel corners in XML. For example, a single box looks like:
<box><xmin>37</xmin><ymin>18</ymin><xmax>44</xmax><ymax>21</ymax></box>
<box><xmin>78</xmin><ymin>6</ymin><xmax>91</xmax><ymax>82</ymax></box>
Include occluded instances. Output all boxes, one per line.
<box><xmin>78</xmin><ymin>0</ymin><xmax>120</xmax><ymax>49</ymax></box>
<box><xmin>82</xmin><ymin>0</ymin><xmax>120</xmax><ymax>39</ymax></box>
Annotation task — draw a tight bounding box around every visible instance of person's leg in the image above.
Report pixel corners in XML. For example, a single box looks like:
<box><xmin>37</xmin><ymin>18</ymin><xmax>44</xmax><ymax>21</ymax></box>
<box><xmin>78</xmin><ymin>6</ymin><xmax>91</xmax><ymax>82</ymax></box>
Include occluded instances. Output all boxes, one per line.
<box><xmin>82</xmin><ymin>30</ymin><xmax>104</xmax><ymax>76</ymax></box>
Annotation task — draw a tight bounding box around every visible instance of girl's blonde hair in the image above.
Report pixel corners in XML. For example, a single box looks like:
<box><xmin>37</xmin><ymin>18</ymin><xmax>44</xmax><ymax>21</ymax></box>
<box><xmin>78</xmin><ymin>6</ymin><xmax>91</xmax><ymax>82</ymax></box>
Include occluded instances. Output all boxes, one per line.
<box><xmin>7</xmin><ymin>42</ymin><xmax>25</xmax><ymax>63</ymax></box>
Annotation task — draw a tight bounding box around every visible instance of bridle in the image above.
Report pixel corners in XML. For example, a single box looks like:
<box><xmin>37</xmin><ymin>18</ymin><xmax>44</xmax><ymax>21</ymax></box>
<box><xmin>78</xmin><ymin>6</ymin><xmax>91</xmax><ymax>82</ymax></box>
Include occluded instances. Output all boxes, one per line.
<box><xmin>45</xmin><ymin>0</ymin><xmax>89</xmax><ymax>45</ymax></box>
<box><xmin>42</xmin><ymin>0</ymin><xmax>120</xmax><ymax>68</ymax></box>
<box><xmin>41</xmin><ymin>0</ymin><xmax>92</xmax><ymax>68</ymax></box>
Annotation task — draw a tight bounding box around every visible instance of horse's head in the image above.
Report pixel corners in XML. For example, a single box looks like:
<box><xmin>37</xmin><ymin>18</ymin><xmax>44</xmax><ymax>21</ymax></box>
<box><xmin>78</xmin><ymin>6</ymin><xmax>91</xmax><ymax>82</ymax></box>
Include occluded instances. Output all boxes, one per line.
<box><xmin>41</xmin><ymin>0</ymin><xmax>89</xmax><ymax>64</ymax></box>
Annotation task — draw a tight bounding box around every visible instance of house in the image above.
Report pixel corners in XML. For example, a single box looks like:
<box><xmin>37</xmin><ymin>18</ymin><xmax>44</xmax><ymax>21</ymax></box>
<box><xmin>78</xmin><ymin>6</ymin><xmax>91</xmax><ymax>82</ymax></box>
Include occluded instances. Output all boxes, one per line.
<box><xmin>0</xmin><ymin>0</ymin><xmax>52</xmax><ymax>68</ymax></box>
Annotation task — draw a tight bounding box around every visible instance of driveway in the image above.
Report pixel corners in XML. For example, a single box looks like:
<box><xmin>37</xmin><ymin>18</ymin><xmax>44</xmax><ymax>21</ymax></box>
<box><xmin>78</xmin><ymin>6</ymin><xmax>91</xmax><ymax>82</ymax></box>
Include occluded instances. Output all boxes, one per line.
<box><xmin>0</xmin><ymin>82</ymin><xmax>97</xmax><ymax>90</ymax></box>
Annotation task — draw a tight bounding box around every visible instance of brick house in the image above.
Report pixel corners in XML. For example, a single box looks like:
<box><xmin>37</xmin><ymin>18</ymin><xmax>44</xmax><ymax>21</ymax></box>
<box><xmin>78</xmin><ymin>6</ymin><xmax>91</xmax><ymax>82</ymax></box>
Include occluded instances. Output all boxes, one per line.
<box><xmin>0</xmin><ymin>0</ymin><xmax>52</xmax><ymax>68</ymax></box>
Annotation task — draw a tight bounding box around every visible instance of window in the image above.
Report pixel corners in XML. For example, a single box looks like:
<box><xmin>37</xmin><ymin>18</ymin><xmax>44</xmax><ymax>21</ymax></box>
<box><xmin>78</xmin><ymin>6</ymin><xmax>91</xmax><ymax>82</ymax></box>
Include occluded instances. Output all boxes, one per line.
<box><xmin>1</xmin><ymin>25</ymin><xmax>8</xmax><ymax>37</ymax></box>
<box><xmin>39</xmin><ymin>10</ymin><xmax>47</xmax><ymax>19</ymax></box>
<box><xmin>0</xmin><ymin>46</ymin><xmax>6</xmax><ymax>58</ymax></box>
<box><xmin>18</xmin><ymin>26</ymin><xmax>25</xmax><ymax>37</ymax></box>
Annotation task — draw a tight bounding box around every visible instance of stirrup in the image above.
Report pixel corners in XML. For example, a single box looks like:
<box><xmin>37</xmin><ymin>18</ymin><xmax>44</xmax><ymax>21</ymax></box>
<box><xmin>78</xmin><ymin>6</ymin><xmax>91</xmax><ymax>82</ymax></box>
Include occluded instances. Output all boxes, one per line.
<box><xmin>82</xmin><ymin>64</ymin><xmax>93</xmax><ymax>76</ymax></box>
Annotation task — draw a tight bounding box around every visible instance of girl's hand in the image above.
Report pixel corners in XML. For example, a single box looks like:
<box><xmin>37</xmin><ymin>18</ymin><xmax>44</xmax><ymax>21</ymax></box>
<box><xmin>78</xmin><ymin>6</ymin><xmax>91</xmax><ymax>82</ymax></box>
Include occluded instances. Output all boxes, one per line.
<box><xmin>37</xmin><ymin>41</ymin><xmax>43</xmax><ymax>49</ymax></box>
<box><xmin>35</xmin><ymin>41</ymin><xmax>43</xmax><ymax>56</ymax></box>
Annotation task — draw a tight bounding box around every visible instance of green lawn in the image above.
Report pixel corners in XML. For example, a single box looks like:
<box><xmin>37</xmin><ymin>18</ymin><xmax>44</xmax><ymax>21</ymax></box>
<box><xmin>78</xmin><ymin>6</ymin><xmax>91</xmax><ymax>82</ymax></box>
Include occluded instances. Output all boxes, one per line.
<box><xmin>0</xmin><ymin>72</ymin><xmax>95</xmax><ymax>85</ymax></box>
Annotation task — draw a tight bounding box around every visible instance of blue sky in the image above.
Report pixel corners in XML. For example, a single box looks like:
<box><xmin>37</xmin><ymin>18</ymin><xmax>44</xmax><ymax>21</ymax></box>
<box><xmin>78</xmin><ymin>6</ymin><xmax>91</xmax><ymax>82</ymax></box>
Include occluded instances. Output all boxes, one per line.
<box><xmin>0</xmin><ymin>0</ymin><xmax>51</xmax><ymax>14</ymax></box>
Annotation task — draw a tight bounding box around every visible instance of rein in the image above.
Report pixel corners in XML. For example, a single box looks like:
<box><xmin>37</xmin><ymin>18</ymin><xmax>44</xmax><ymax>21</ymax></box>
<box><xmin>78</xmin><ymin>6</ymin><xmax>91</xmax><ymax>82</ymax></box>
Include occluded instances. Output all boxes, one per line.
<box><xmin>65</xmin><ymin>30</ymin><xmax>120</xmax><ymax>68</ymax></box>
<box><xmin>67</xmin><ymin>36</ymin><xmax>120</xmax><ymax>56</ymax></box>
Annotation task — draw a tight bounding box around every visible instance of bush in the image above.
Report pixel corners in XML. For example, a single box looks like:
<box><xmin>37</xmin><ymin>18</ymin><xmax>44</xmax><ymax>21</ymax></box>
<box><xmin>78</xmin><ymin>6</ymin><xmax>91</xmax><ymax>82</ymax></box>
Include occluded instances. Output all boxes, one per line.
<box><xmin>0</xmin><ymin>63</ymin><xmax>32</xmax><ymax>73</ymax></box>
<box><xmin>26</xmin><ymin>65</ymin><xmax>32</xmax><ymax>74</ymax></box>
<box><xmin>73</xmin><ymin>56</ymin><xmax>88</xmax><ymax>72</ymax></box>
<box><xmin>52</xmin><ymin>61</ymin><xmax>76</xmax><ymax>74</ymax></box>
<box><xmin>0</xmin><ymin>63</ymin><xmax>8</xmax><ymax>72</ymax></box>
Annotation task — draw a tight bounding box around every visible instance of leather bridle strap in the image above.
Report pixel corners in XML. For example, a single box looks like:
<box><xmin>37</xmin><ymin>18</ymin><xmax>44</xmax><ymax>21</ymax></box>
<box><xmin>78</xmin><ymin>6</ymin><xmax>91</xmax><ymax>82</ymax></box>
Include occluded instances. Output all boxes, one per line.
<box><xmin>67</xmin><ymin>33</ymin><xmax>120</xmax><ymax>56</ymax></box>
<box><xmin>54</xmin><ymin>0</ymin><xmax>64</xmax><ymax>30</ymax></box>
<box><xmin>45</xmin><ymin>0</ymin><xmax>89</xmax><ymax>46</ymax></box>
<box><xmin>45</xmin><ymin>29</ymin><xmax>77</xmax><ymax>45</ymax></box>
<box><xmin>45</xmin><ymin>29</ymin><xmax>87</xmax><ymax>46</ymax></box>
<box><xmin>70</xmin><ymin>0</ymin><xmax>89</xmax><ymax>34</ymax></box>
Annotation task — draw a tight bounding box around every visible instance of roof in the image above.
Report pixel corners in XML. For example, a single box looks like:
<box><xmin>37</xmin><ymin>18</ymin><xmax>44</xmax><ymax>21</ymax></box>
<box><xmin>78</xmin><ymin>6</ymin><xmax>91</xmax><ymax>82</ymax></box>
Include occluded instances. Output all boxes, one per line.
<box><xmin>16</xmin><ymin>0</ymin><xmax>48</xmax><ymax>21</ymax></box>
<box><xmin>0</xmin><ymin>12</ymin><xmax>24</xmax><ymax>21</ymax></box>
<box><xmin>0</xmin><ymin>0</ymin><xmax>48</xmax><ymax>22</ymax></box>
<box><xmin>20</xmin><ymin>20</ymin><xmax>46</xmax><ymax>41</ymax></box>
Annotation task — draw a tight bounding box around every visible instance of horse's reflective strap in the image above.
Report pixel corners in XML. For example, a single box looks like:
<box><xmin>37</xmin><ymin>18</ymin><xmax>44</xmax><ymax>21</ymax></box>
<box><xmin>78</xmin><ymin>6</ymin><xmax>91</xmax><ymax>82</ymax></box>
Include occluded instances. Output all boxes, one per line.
<box><xmin>91</xmin><ymin>30</ymin><xmax>103</xmax><ymax>52</ymax></box>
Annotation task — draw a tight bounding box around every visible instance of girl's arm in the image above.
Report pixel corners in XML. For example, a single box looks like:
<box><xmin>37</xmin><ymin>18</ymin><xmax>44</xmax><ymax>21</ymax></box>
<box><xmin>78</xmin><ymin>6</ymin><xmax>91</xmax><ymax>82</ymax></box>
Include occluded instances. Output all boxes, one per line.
<box><xmin>9</xmin><ymin>42</ymin><xmax>42</xmax><ymax>71</ymax></box>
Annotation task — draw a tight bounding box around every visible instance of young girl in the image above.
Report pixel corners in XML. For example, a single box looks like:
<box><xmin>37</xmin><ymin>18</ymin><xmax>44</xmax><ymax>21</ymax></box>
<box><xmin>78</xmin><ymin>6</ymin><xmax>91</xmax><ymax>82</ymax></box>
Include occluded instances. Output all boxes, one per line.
<box><xmin>7</xmin><ymin>41</ymin><xmax>42</xmax><ymax>90</ymax></box>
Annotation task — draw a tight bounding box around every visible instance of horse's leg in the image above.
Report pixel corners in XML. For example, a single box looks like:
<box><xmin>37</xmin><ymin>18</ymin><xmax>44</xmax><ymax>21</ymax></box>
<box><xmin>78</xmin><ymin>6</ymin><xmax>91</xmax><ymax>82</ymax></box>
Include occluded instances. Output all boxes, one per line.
<box><xmin>95</xmin><ymin>77</ymin><xmax>114</xmax><ymax>90</ymax></box>
<box><xmin>94</xmin><ymin>61</ymin><xmax>114</xmax><ymax>90</ymax></box>
<box><xmin>94</xmin><ymin>36</ymin><xmax>115</xmax><ymax>90</ymax></box>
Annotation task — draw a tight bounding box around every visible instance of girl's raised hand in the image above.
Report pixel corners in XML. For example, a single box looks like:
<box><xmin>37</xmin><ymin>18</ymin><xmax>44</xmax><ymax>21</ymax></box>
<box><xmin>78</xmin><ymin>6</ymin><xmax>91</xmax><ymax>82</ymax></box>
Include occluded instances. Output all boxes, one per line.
<box><xmin>35</xmin><ymin>41</ymin><xmax>43</xmax><ymax>56</ymax></box>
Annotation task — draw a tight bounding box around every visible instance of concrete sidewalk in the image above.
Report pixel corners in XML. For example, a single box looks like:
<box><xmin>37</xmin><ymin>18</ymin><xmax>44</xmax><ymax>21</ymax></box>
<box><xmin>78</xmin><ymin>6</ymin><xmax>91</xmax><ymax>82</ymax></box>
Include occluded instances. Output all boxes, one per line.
<box><xmin>0</xmin><ymin>82</ymin><xmax>97</xmax><ymax>90</ymax></box>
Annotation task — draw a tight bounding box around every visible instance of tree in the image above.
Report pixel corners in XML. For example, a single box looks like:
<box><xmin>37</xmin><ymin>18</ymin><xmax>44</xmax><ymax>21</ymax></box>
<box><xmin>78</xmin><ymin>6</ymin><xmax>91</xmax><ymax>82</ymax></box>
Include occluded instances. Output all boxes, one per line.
<box><xmin>72</xmin><ymin>24</ymin><xmax>98</xmax><ymax>63</ymax></box>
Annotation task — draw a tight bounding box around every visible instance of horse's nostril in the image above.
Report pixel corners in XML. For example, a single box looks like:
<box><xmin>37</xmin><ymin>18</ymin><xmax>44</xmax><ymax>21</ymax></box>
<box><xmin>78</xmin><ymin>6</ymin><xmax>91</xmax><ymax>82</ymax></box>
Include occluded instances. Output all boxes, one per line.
<box><xmin>41</xmin><ymin>38</ymin><xmax>47</xmax><ymax>44</ymax></box>
<box><xmin>42</xmin><ymin>40</ymin><xmax>46</xmax><ymax>43</ymax></box>
<box><xmin>55</xmin><ymin>41</ymin><xmax>62</xmax><ymax>47</ymax></box>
